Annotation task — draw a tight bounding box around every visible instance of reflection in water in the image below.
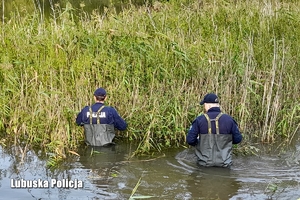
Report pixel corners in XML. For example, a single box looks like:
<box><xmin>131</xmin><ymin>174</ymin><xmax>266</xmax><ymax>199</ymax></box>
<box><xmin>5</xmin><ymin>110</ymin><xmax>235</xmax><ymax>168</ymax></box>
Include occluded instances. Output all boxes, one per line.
<box><xmin>185</xmin><ymin>168</ymin><xmax>241</xmax><ymax>200</ymax></box>
<box><xmin>76</xmin><ymin>144</ymin><xmax>131</xmax><ymax>199</ymax></box>
<box><xmin>1</xmin><ymin>143</ymin><xmax>300</xmax><ymax>199</ymax></box>
<box><xmin>231</xmin><ymin>154</ymin><xmax>300</xmax><ymax>200</ymax></box>
<box><xmin>173</xmin><ymin>148</ymin><xmax>241</xmax><ymax>200</ymax></box>
<box><xmin>174</xmin><ymin>146</ymin><xmax>300</xmax><ymax>200</ymax></box>
<box><xmin>0</xmin><ymin>145</ymin><xmax>96</xmax><ymax>199</ymax></box>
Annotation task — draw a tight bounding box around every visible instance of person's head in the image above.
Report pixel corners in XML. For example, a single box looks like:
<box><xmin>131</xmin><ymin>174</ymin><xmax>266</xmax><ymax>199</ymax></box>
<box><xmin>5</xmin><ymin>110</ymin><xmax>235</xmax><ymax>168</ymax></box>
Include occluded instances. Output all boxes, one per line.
<box><xmin>200</xmin><ymin>93</ymin><xmax>220</xmax><ymax>112</ymax></box>
<box><xmin>94</xmin><ymin>88</ymin><xmax>107</xmax><ymax>102</ymax></box>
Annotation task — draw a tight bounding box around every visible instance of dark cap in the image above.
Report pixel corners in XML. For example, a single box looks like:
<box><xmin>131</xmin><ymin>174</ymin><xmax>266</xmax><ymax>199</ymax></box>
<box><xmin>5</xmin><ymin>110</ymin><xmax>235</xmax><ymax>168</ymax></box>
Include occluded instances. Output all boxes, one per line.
<box><xmin>94</xmin><ymin>88</ymin><xmax>106</xmax><ymax>96</ymax></box>
<box><xmin>200</xmin><ymin>93</ymin><xmax>219</xmax><ymax>105</ymax></box>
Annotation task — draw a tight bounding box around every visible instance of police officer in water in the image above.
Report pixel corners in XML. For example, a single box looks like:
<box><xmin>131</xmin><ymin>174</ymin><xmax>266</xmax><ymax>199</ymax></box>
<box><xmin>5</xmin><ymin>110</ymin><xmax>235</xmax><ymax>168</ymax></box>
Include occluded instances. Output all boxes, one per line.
<box><xmin>186</xmin><ymin>93</ymin><xmax>242</xmax><ymax>167</ymax></box>
<box><xmin>76</xmin><ymin>88</ymin><xmax>127</xmax><ymax>146</ymax></box>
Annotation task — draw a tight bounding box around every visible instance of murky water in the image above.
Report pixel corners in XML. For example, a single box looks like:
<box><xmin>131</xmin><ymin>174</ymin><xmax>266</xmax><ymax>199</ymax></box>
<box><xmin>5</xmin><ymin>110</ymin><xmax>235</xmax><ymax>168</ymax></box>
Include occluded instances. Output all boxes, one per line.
<box><xmin>1</xmin><ymin>141</ymin><xmax>300</xmax><ymax>200</ymax></box>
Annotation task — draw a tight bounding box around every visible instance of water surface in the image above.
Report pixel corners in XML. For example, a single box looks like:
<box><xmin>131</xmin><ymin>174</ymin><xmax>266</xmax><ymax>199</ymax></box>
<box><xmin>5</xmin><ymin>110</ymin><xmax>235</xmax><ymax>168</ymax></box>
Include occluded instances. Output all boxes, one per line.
<box><xmin>1</xmin><ymin>141</ymin><xmax>300</xmax><ymax>200</ymax></box>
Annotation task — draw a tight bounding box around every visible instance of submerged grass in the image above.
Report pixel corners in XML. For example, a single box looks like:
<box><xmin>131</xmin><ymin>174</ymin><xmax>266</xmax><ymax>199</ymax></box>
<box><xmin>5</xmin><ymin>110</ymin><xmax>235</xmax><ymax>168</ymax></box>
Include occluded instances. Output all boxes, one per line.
<box><xmin>129</xmin><ymin>176</ymin><xmax>154</xmax><ymax>199</ymax></box>
<box><xmin>1</xmin><ymin>0</ymin><xmax>300</xmax><ymax>161</ymax></box>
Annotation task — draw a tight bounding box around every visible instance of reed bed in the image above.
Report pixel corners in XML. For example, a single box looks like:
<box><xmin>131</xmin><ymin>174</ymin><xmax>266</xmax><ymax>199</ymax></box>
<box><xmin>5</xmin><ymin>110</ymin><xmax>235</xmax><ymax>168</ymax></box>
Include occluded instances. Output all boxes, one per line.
<box><xmin>0</xmin><ymin>0</ymin><xmax>300</xmax><ymax>161</ymax></box>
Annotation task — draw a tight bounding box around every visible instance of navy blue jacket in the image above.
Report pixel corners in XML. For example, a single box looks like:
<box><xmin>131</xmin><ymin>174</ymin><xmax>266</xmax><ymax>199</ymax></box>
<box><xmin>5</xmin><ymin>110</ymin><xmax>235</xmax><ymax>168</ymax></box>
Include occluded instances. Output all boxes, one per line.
<box><xmin>187</xmin><ymin>107</ymin><xmax>242</xmax><ymax>146</ymax></box>
<box><xmin>76</xmin><ymin>102</ymin><xmax>127</xmax><ymax>131</ymax></box>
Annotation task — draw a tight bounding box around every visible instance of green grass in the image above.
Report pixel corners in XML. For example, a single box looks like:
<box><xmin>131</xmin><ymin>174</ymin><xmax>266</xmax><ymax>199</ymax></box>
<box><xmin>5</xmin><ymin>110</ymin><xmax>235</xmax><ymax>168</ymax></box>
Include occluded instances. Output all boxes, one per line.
<box><xmin>1</xmin><ymin>0</ymin><xmax>300</xmax><ymax>161</ymax></box>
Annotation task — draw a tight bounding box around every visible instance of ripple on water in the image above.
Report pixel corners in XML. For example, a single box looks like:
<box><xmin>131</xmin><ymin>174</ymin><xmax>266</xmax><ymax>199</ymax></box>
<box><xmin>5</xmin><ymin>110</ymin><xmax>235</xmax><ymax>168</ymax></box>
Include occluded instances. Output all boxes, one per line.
<box><xmin>174</xmin><ymin>146</ymin><xmax>300</xmax><ymax>200</ymax></box>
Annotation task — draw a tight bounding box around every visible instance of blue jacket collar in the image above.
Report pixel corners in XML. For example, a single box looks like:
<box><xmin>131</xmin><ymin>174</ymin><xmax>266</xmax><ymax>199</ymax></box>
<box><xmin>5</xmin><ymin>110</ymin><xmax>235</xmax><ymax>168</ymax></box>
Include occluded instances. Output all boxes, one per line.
<box><xmin>207</xmin><ymin>107</ymin><xmax>221</xmax><ymax>112</ymax></box>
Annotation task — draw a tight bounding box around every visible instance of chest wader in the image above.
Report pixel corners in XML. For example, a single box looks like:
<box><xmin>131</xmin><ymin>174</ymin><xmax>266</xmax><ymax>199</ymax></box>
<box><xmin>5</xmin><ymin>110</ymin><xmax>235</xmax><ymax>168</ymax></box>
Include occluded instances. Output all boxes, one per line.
<box><xmin>195</xmin><ymin>113</ymin><xmax>233</xmax><ymax>167</ymax></box>
<box><xmin>83</xmin><ymin>106</ymin><xmax>115</xmax><ymax>146</ymax></box>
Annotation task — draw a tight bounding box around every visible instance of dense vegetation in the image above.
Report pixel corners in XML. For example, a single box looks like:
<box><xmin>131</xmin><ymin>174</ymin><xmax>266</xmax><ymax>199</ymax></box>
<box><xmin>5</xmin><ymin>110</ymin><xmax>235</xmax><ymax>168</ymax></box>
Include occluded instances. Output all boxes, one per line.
<box><xmin>0</xmin><ymin>0</ymin><xmax>300</xmax><ymax>161</ymax></box>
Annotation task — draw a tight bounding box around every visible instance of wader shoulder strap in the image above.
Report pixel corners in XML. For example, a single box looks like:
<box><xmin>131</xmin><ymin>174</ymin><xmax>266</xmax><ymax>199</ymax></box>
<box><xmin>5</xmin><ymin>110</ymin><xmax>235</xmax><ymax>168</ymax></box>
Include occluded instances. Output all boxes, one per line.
<box><xmin>88</xmin><ymin>106</ymin><xmax>105</xmax><ymax>124</ymax></box>
<box><xmin>89</xmin><ymin>107</ymin><xmax>93</xmax><ymax>124</ymax></box>
<box><xmin>96</xmin><ymin>106</ymin><xmax>105</xmax><ymax>124</ymax></box>
<box><xmin>204</xmin><ymin>112</ymin><xmax>223</xmax><ymax>134</ymax></box>
<box><xmin>215</xmin><ymin>112</ymin><xmax>223</xmax><ymax>134</ymax></box>
<box><xmin>203</xmin><ymin>114</ymin><xmax>211</xmax><ymax>134</ymax></box>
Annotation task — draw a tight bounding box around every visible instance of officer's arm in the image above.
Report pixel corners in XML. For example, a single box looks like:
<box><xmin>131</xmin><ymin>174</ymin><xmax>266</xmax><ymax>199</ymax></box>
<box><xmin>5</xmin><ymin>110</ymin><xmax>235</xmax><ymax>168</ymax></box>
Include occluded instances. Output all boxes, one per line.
<box><xmin>76</xmin><ymin>112</ymin><xmax>83</xmax><ymax>126</ymax></box>
<box><xmin>76</xmin><ymin>106</ymin><xmax>88</xmax><ymax>126</ymax></box>
<box><xmin>112</xmin><ymin>108</ymin><xmax>127</xmax><ymax>130</ymax></box>
<box><xmin>186</xmin><ymin>119</ymin><xmax>200</xmax><ymax>146</ymax></box>
<box><xmin>232</xmin><ymin>120</ymin><xmax>242</xmax><ymax>144</ymax></box>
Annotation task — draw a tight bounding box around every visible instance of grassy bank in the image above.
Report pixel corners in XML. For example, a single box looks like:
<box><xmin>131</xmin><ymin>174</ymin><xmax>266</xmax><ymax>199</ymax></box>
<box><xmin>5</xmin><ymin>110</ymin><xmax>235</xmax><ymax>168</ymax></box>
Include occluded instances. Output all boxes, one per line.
<box><xmin>1</xmin><ymin>0</ymin><xmax>300</xmax><ymax>161</ymax></box>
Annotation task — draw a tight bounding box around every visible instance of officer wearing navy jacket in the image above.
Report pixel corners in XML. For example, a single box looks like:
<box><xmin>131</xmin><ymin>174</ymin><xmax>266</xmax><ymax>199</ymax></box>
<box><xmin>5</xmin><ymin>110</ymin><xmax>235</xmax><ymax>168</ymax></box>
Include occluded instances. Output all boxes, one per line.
<box><xmin>76</xmin><ymin>88</ymin><xmax>127</xmax><ymax>146</ymax></box>
<box><xmin>187</xmin><ymin>93</ymin><xmax>242</xmax><ymax>167</ymax></box>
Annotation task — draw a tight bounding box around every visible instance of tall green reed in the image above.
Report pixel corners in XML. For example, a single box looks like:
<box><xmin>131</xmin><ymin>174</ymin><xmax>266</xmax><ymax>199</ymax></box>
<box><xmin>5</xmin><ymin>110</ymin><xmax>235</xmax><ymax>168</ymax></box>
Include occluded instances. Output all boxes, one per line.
<box><xmin>0</xmin><ymin>0</ymin><xmax>300</xmax><ymax>160</ymax></box>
